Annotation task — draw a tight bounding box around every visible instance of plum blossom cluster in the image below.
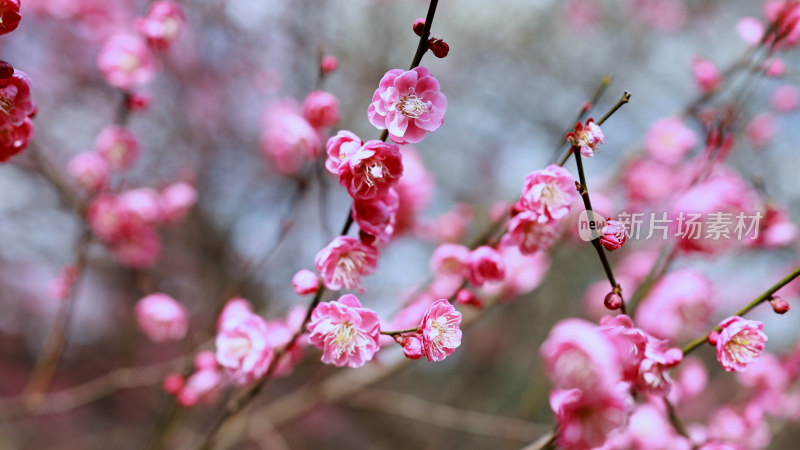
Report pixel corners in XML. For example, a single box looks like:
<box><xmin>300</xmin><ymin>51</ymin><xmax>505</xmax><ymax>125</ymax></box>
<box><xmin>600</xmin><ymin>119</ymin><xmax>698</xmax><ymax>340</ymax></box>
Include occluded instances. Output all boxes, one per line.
<box><xmin>97</xmin><ymin>1</ymin><xmax>186</xmax><ymax>92</ymax></box>
<box><xmin>87</xmin><ymin>181</ymin><xmax>197</xmax><ymax>268</ymax></box>
<box><xmin>501</xmin><ymin>164</ymin><xmax>577</xmax><ymax>256</ymax></box>
<box><xmin>566</xmin><ymin>118</ymin><xmax>604</xmax><ymax>158</ymax></box>
<box><xmin>213</xmin><ymin>298</ymin><xmax>306</xmax><ymax>386</ymax></box>
<box><xmin>541</xmin><ymin>316</ymin><xmax>685</xmax><ymax>448</ymax></box>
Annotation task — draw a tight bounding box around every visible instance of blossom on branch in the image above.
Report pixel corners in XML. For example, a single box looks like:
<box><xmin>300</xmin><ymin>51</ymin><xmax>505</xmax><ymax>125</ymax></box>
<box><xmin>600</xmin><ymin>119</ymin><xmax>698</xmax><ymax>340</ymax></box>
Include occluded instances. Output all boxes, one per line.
<box><xmin>716</xmin><ymin>316</ymin><xmax>768</xmax><ymax>372</ymax></box>
<box><xmin>368</xmin><ymin>66</ymin><xmax>447</xmax><ymax>144</ymax></box>
<box><xmin>307</xmin><ymin>294</ymin><xmax>381</xmax><ymax>368</ymax></box>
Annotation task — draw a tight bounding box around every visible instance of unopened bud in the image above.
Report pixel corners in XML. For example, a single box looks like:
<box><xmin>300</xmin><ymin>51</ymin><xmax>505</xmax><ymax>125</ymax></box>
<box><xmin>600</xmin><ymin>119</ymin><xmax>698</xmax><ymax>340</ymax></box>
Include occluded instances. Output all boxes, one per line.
<box><xmin>769</xmin><ymin>296</ymin><xmax>790</xmax><ymax>314</ymax></box>
<box><xmin>412</xmin><ymin>18</ymin><xmax>425</xmax><ymax>36</ymax></box>
<box><xmin>456</xmin><ymin>288</ymin><xmax>483</xmax><ymax>308</ymax></box>
<box><xmin>604</xmin><ymin>291</ymin><xmax>622</xmax><ymax>310</ymax></box>
<box><xmin>0</xmin><ymin>60</ymin><xmax>13</xmax><ymax>79</ymax></box>
<box><xmin>707</xmin><ymin>330</ymin><xmax>719</xmax><ymax>346</ymax></box>
<box><xmin>429</xmin><ymin>38</ymin><xmax>449</xmax><ymax>58</ymax></box>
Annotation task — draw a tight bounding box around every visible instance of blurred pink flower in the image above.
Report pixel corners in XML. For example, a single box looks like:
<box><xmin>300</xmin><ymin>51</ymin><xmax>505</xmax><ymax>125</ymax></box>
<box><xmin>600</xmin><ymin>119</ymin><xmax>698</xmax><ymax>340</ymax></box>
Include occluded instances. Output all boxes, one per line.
<box><xmin>314</xmin><ymin>236</ymin><xmax>379</xmax><ymax>290</ymax></box>
<box><xmin>566</xmin><ymin>118</ymin><xmax>604</xmax><ymax>158</ymax></box>
<box><xmin>502</xmin><ymin>210</ymin><xmax>558</xmax><ymax>255</ymax></box>
<box><xmin>692</xmin><ymin>57</ymin><xmax>721</xmax><ymax>93</ymax></box>
<box><xmin>716</xmin><ymin>316</ymin><xmax>767</xmax><ymax>373</ymax></box>
<box><xmin>261</xmin><ymin>100</ymin><xmax>322</xmax><ymax>175</ymax></box>
<box><xmin>135</xmin><ymin>293</ymin><xmax>189</xmax><ymax>342</ymax></box>
<box><xmin>367</xmin><ymin>66</ymin><xmax>447</xmax><ymax>144</ymax></box>
<box><xmin>325</xmin><ymin>130</ymin><xmax>362</xmax><ymax>174</ymax></box>
<box><xmin>418</xmin><ymin>298</ymin><xmax>462</xmax><ymax>361</ymax></box>
<box><xmin>337</xmin><ymin>139</ymin><xmax>403</xmax><ymax>200</ymax></box>
<box><xmin>745</xmin><ymin>113</ymin><xmax>776</xmax><ymax>148</ymax></box>
<box><xmin>519</xmin><ymin>164</ymin><xmax>577</xmax><ymax>221</ymax></box>
<box><xmin>736</xmin><ymin>17</ymin><xmax>764</xmax><ymax>46</ymax></box>
<box><xmin>159</xmin><ymin>181</ymin><xmax>197</xmax><ymax>224</ymax></box>
<box><xmin>352</xmin><ymin>188</ymin><xmax>399</xmax><ymax>243</ymax></box>
<box><xmin>215</xmin><ymin>310</ymin><xmax>274</xmax><ymax>385</ymax></box>
<box><xmin>302</xmin><ymin>90</ymin><xmax>340</xmax><ymax>129</ymax></box>
<box><xmin>307</xmin><ymin>294</ymin><xmax>381</xmax><ymax>368</ymax></box>
<box><xmin>136</xmin><ymin>1</ymin><xmax>186</xmax><ymax>50</ymax></box>
<box><xmin>117</xmin><ymin>188</ymin><xmax>162</xmax><ymax>225</ymax></box>
<box><xmin>177</xmin><ymin>367</ymin><xmax>223</xmax><ymax>406</ymax></box>
<box><xmin>637</xmin><ymin>337</ymin><xmax>683</xmax><ymax>396</ymax></box>
<box><xmin>430</xmin><ymin>243</ymin><xmax>471</xmax><ymax>282</ymax></box>
<box><xmin>541</xmin><ymin>318</ymin><xmax>624</xmax><ymax>391</ymax></box>
<box><xmin>644</xmin><ymin>117</ymin><xmax>697</xmax><ymax>164</ymax></box>
<box><xmin>635</xmin><ymin>269</ymin><xmax>716</xmax><ymax>340</ymax></box>
<box><xmin>765</xmin><ymin>0</ymin><xmax>800</xmax><ymax>47</ymax></box>
<box><xmin>292</xmin><ymin>269</ymin><xmax>319</xmax><ymax>296</ymax></box>
<box><xmin>598</xmin><ymin>314</ymin><xmax>648</xmax><ymax>382</ymax></box>
<box><xmin>466</xmin><ymin>245</ymin><xmax>506</xmax><ymax>287</ymax></box>
<box><xmin>95</xmin><ymin>125</ymin><xmax>140</xmax><ymax>171</ymax></box>
<box><xmin>68</xmin><ymin>152</ymin><xmax>109</xmax><ymax>192</ymax></box>
<box><xmin>110</xmin><ymin>224</ymin><xmax>162</xmax><ymax>268</ymax></box>
<box><xmin>771</xmin><ymin>84</ymin><xmax>799</xmax><ymax>112</ymax></box>
<box><xmin>629</xmin><ymin>0</ymin><xmax>687</xmax><ymax>31</ymax></box>
<box><xmin>550</xmin><ymin>385</ymin><xmax>631</xmax><ymax>449</ymax></box>
<box><xmin>97</xmin><ymin>34</ymin><xmax>158</xmax><ymax>90</ymax></box>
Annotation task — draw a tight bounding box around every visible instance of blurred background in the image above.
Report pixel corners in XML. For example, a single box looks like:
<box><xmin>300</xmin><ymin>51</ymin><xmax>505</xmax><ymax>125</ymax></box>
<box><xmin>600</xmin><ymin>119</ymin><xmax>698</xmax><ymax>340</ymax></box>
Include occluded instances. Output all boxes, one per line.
<box><xmin>0</xmin><ymin>0</ymin><xmax>799</xmax><ymax>448</ymax></box>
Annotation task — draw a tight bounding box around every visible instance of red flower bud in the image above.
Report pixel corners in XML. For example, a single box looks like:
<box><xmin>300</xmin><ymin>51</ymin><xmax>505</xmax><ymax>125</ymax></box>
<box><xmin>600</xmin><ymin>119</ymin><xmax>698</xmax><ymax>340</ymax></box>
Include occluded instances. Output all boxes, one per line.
<box><xmin>429</xmin><ymin>38</ymin><xmax>450</xmax><ymax>58</ymax></box>
<box><xmin>0</xmin><ymin>60</ymin><xmax>13</xmax><ymax>79</ymax></box>
<box><xmin>769</xmin><ymin>296</ymin><xmax>790</xmax><ymax>314</ymax></box>
<box><xmin>412</xmin><ymin>18</ymin><xmax>426</xmax><ymax>36</ymax></box>
<box><xmin>707</xmin><ymin>330</ymin><xmax>719</xmax><ymax>346</ymax></box>
<box><xmin>603</xmin><ymin>291</ymin><xmax>622</xmax><ymax>310</ymax></box>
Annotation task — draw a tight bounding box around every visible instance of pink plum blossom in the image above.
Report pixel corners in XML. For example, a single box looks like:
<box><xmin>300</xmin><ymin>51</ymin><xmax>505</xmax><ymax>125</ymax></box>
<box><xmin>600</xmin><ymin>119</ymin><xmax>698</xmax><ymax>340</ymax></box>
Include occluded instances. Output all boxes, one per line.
<box><xmin>97</xmin><ymin>34</ymin><xmax>158</xmax><ymax>90</ymax></box>
<box><xmin>771</xmin><ymin>84</ymin><xmax>799</xmax><ymax>112</ymax></box>
<box><xmin>136</xmin><ymin>1</ymin><xmax>186</xmax><ymax>50</ymax></box>
<box><xmin>745</xmin><ymin>113</ymin><xmax>776</xmax><ymax>148</ymax></box>
<box><xmin>501</xmin><ymin>210</ymin><xmax>558</xmax><ymax>255</ymax></box>
<box><xmin>541</xmin><ymin>318</ymin><xmax>624</xmax><ymax>391</ymax></box>
<box><xmin>692</xmin><ymin>57</ymin><xmax>721</xmax><ymax>93</ymax></box>
<box><xmin>430</xmin><ymin>243</ymin><xmax>471</xmax><ymax>281</ymax></box>
<box><xmin>159</xmin><ymin>181</ymin><xmax>197</xmax><ymax>224</ymax></box>
<box><xmin>135</xmin><ymin>293</ymin><xmax>189</xmax><ymax>342</ymax></box>
<box><xmin>765</xmin><ymin>58</ymin><xmax>785</xmax><ymax>77</ymax></box>
<box><xmin>261</xmin><ymin>100</ymin><xmax>322</xmax><ymax>175</ymax></box>
<box><xmin>629</xmin><ymin>0</ymin><xmax>687</xmax><ymax>31</ymax></box>
<box><xmin>177</xmin><ymin>367</ymin><xmax>223</xmax><ymax>406</ymax></box>
<box><xmin>736</xmin><ymin>17</ymin><xmax>765</xmax><ymax>46</ymax></box>
<box><xmin>716</xmin><ymin>316</ymin><xmax>768</xmax><ymax>372</ymax></box>
<box><xmin>338</xmin><ymin>139</ymin><xmax>403</xmax><ymax>200</ymax></box>
<box><xmin>302</xmin><ymin>91</ymin><xmax>340</xmax><ymax>129</ymax></box>
<box><xmin>95</xmin><ymin>125</ymin><xmax>140</xmax><ymax>171</ymax></box>
<box><xmin>110</xmin><ymin>225</ymin><xmax>162</xmax><ymax>269</ymax></box>
<box><xmin>314</xmin><ymin>236</ymin><xmax>379</xmax><ymax>290</ymax></box>
<box><xmin>398</xmin><ymin>333</ymin><xmax>423</xmax><ymax>360</ymax></box>
<box><xmin>481</xmin><ymin>245</ymin><xmax>551</xmax><ymax>300</ymax></box>
<box><xmin>644</xmin><ymin>117</ymin><xmax>697</xmax><ymax>164</ymax></box>
<box><xmin>635</xmin><ymin>269</ymin><xmax>716</xmax><ymax>340</ymax></box>
<box><xmin>68</xmin><ymin>152</ymin><xmax>109</xmax><ymax>193</ymax></box>
<box><xmin>325</xmin><ymin>129</ymin><xmax>362</xmax><ymax>174</ymax></box>
<box><xmin>636</xmin><ymin>337</ymin><xmax>683</xmax><ymax>396</ymax></box>
<box><xmin>117</xmin><ymin>188</ymin><xmax>162</xmax><ymax>225</ymax></box>
<box><xmin>550</xmin><ymin>385</ymin><xmax>632</xmax><ymax>449</ymax></box>
<box><xmin>0</xmin><ymin>70</ymin><xmax>35</xmax><ymax>126</ymax></box>
<box><xmin>367</xmin><ymin>66</ymin><xmax>447</xmax><ymax>144</ymax></box>
<box><xmin>215</xmin><ymin>310</ymin><xmax>274</xmax><ymax>385</ymax></box>
<box><xmin>352</xmin><ymin>188</ymin><xmax>399</xmax><ymax>243</ymax></box>
<box><xmin>518</xmin><ymin>164</ymin><xmax>578</xmax><ymax>221</ymax></box>
<box><xmin>466</xmin><ymin>246</ymin><xmax>506</xmax><ymax>287</ymax></box>
<box><xmin>598</xmin><ymin>314</ymin><xmax>648</xmax><ymax>382</ymax></box>
<box><xmin>306</xmin><ymin>294</ymin><xmax>381</xmax><ymax>368</ymax></box>
<box><xmin>600</xmin><ymin>219</ymin><xmax>627</xmax><ymax>251</ymax></box>
<box><xmin>418</xmin><ymin>298</ymin><xmax>462</xmax><ymax>361</ymax></box>
<box><xmin>217</xmin><ymin>297</ymin><xmax>254</xmax><ymax>330</ymax></box>
<box><xmin>292</xmin><ymin>269</ymin><xmax>319</xmax><ymax>295</ymax></box>
<box><xmin>566</xmin><ymin>118</ymin><xmax>604</xmax><ymax>157</ymax></box>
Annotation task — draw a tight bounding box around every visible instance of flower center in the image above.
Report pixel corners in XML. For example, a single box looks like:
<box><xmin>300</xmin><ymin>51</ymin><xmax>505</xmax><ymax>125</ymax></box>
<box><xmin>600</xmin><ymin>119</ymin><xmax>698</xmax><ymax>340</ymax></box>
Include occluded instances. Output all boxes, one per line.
<box><xmin>398</xmin><ymin>89</ymin><xmax>431</xmax><ymax>118</ymax></box>
<box><xmin>0</xmin><ymin>84</ymin><xmax>17</xmax><ymax>116</ymax></box>
<box><xmin>332</xmin><ymin>252</ymin><xmax>368</xmax><ymax>289</ymax></box>
<box><xmin>333</xmin><ymin>322</ymin><xmax>368</xmax><ymax>358</ymax></box>
<box><xmin>541</xmin><ymin>183</ymin><xmax>566</xmax><ymax>207</ymax></box>
<box><xmin>227</xmin><ymin>336</ymin><xmax>252</xmax><ymax>361</ymax></box>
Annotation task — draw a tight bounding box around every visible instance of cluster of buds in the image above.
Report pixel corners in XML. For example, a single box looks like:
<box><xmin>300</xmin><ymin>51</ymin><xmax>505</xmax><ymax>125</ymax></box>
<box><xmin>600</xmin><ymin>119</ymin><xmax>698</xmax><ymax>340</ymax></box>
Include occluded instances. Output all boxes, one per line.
<box><xmin>413</xmin><ymin>18</ymin><xmax>450</xmax><ymax>58</ymax></box>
